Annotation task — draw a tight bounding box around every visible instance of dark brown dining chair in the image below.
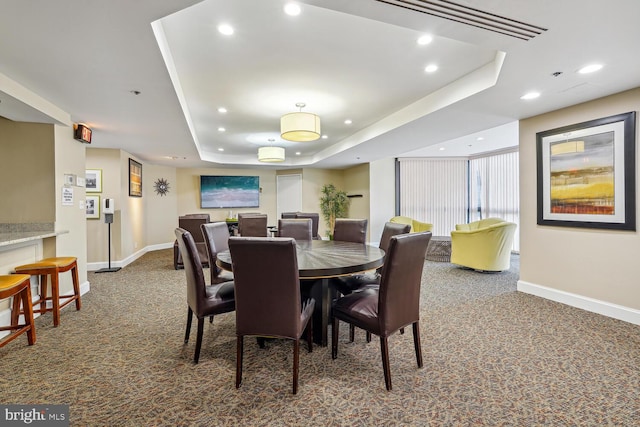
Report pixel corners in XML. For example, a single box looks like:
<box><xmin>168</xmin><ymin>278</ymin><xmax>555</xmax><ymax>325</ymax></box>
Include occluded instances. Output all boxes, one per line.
<box><xmin>295</xmin><ymin>212</ymin><xmax>320</xmax><ymax>239</ymax></box>
<box><xmin>278</xmin><ymin>218</ymin><xmax>313</xmax><ymax>241</ymax></box>
<box><xmin>331</xmin><ymin>231</ymin><xmax>432</xmax><ymax>391</ymax></box>
<box><xmin>281</xmin><ymin>212</ymin><xmax>299</xmax><ymax>219</ymax></box>
<box><xmin>229</xmin><ymin>237</ymin><xmax>315</xmax><ymax>394</ymax></box>
<box><xmin>175</xmin><ymin>228</ymin><xmax>235</xmax><ymax>364</ymax></box>
<box><xmin>238</xmin><ymin>214</ymin><xmax>268</xmax><ymax>237</ymax></box>
<box><xmin>201</xmin><ymin>222</ymin><xmax>234</xmax><ymax>285</ymax></box>
<box><xmin>330</xmin><ymin>221</ymin><xmax>412</xmax><ymax>341</ymax></box>
<box><xmin>333</xmin><ymin>218</ymin><xmax>368</xmax><ymax>244</ymax></box>
<box><xmin>332</xmin><ymin>221</ymin><xmax>411</xmax><ymax>296</ymax></box>
<box><xmin>174</xmin><ymin>214</ymin><xmax>211</xmax><ymax>269</ymax></box>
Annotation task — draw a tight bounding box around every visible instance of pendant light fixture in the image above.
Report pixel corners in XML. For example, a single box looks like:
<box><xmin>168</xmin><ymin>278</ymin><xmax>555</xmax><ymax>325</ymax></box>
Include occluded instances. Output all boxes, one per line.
<box><xmin>258</xmin><ymin>146</ymin><xmax>285</xmax><ymax>162</ymax></box>
<box><xmin>280</xmin><ymin>102</ymin><xmax>321</xmax><ymax>142</ymax></box>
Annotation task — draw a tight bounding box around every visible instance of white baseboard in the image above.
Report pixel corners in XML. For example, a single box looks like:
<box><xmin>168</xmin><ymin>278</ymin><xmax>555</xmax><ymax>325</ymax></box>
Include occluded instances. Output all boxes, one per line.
<box><xmin>87</xmin><ymin>242</ymin><xmax>173</xmax><ymax>272</ymax></box>
<box><xmin>517</xmin><ymin>280</ymin><xmax>640</xmax><ymax>326</ymax></box>
<box><xmin>0</xmin><ymin>280</ymin><xmax>91</xmax><ymax>338</ymax></box>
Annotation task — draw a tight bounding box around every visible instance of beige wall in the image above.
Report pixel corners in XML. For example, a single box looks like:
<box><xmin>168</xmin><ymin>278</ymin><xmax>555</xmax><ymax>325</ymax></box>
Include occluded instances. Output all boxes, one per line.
<box><xmin>343</xmin><ymin>163</ymin><xmax>371</xmax><ymax>242</ymax></box>
<box><xmin>519</xmin><ymin>87</ymin><xmax>640</xmax><ymax>316</ymax></box>
<box><xmin>53</xmin><ymin>124</ymin><xmax>88</xmax><ymax>289</ymax></box>
<box><xmin>145</xmin><ymin>163</ymin><xmax>178</xmax><ymax>246</ymax></box>
<box><xmin>369</xmin><ymin>157</ymin><xmax>397</xmax><ymax>244</ymax></box>
<box><xmin>176</xmin><ymin>167</ymin><xmax>278</xmax><ymax>221</ymax></box>
<box><xmin>86</xmin><ymin>148</ymin><xmax>122</xmax><ymax>263</ymax></box>
<box><xmin>301</xmin><ymin>168</ymin><xmax>344</xmax><ymax>238</ymax></box>
<box><xmin>0</xmin><ymin>117</ymin><xmax>55</xmax><ymax>223</ymax></box>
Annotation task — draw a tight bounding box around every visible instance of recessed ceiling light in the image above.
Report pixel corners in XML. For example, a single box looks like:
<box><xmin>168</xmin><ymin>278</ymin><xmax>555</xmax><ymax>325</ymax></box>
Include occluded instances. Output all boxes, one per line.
<box><xmin>578</xmin><ymin>64</ymin><xmax>603</xmax><ymax>74</ymax></box>
<box><xmin>218</xmin><ymin>127</ymin><xmax>225</xmax><ymax>132</ymax></box>
<box><xmin>295</xmin><ymin>151</ymin><xmax>301</xmax><ymax>155</ymax></box>
<box><xmin>218</xmin><ymin>148</ymin><xmax>224</xmax><ymax>152</ymax></box>
<box><xmin>417</xmin><ymin>35</ymin><xmax>433</xmax><ymax>45</ymax></box>
<box><xmin>520</xmin><ymin>91</ymin><xmax>540</xmax><ymax>100</ymax></box>
<box><xmin>424</xmin><ymin>64</ymin><xmax>438</xmax><ymax>73</ymax></box>
<box><xmin>439</xmin><ymin>147</ymin><xmax>445</xmax><ymax>151</ymax></box>
<box><xmin>321</xmin><ymin>135</ymin><xmax>328</xmax><ymax>139</ymax></box>
<box><xmin>477</xmin><ymin>137</ymin><xmax>484</xmax><ymax>141</ymax></box>
<box><xmin>344</xmin><ymin>119</ymin><xmax>352</xmax><ymax>125</ymax></box>
<box><xmin>218</xmin><ymin>107</ymin><xmax>227</xmax><ymax>113</ymax></box>
<box><xmin>284</xmin><ymin>3</ymin><xmax>301</xmax><ymax>16</ymax></box>
<box><xmin>217</xmin><ymin>24</ymin><xmax>234</xmax><ymax>36</ymax></box>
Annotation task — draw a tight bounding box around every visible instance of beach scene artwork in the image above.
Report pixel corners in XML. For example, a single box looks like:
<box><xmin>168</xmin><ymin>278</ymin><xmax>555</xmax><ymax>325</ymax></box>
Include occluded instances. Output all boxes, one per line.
<box><xmin>200</xmin><ymin>175</ymin><xmax>259</xmax><ymax>208</ymax></box>
<box><xmin>549</xmin><ymin>131</ymin><xmax>614</xmax><ymax>215</ymax></box>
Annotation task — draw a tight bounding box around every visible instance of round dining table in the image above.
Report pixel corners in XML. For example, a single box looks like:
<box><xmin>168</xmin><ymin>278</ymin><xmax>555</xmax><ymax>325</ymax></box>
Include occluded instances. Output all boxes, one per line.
<box><xmin>217</xmin><ymin>239</ymin><xmax>385</xmax><ymax>346</ymax></box>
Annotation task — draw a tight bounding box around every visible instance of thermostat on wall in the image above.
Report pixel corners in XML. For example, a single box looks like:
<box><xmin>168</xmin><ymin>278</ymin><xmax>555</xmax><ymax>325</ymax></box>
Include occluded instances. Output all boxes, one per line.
<box><xmin>64</xmin><ymin>174</ymin><xmax>75</xmax><ymax>186</ymax></box>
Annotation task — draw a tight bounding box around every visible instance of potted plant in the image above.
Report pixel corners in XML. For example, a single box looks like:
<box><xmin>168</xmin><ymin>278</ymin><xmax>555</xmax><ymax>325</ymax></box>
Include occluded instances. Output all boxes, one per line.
<box><xmin>319</xmin><ymin>183</ymin><xmax>350</xmax><ymax>239</ymax></box>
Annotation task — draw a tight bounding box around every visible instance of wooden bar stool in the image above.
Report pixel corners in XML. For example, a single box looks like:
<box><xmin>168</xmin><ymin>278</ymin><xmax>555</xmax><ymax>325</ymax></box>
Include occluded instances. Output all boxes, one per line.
<box><xmin>14</xmin><ymin>257</ymin><xmax>81</xmax><ymax>327</ymax></box>
<box><xmin>0</xmin><ymin>274</ymin><xmax>36</xmax><ymax>347</ymax></box>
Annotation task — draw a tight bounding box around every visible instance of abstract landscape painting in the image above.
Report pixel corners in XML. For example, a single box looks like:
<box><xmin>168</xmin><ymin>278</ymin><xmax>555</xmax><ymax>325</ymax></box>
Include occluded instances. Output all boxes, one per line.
<box><xmin>549</xmin><ymin>131</ymin><xmax>614</xmax><ymax>215</ymax></box>
<box><xmin>537</xmin><ymin>111</ymin><xmax>636</xmax><ymax>230</ymax></box>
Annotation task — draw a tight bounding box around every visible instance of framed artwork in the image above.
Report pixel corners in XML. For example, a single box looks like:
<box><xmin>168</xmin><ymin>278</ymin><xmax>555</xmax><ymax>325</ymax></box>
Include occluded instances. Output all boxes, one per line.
<box><xmin>536</xmin><ymin>111</ymin><xmax>636</xmax><ymax>230</ymax></box>
<box><xmin>129</xmin><ymin>158</ymin><xmax>142</xmax><ymax>197</ymax></box>
<box><xmin>85</xmin><ymin>169</ymin><xmax>102</xmax><ymax>193</ymax></box>
<box><xmin>86</xmin><ymin>195</ymin><xmax>100</xmax><ymax>219</ymax></box>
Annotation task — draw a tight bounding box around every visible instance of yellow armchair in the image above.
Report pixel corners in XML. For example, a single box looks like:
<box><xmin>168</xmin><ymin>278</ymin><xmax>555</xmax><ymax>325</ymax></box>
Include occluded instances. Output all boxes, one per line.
<box><xmin>389</xmin><ymin>216</ymin><xmax>433</xmax><ymax>233</ymax></box>
<box><xmin>450</xmin><ymin>218</ymin><xmax>517</xmax><ymax>272</ymax></box>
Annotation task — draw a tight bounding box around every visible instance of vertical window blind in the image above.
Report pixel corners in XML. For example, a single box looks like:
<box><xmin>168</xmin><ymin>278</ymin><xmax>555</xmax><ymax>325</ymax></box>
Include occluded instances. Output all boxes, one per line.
<box><xmin>469</xmin><ymin>150</ymin><xmax>520</xmax><ymax>251</ymax></box>
<box><xmin>398</xmin><ymin>158</ymin><xmax>468</xmax><ymax>236</ymax></box>
<box><xmin>398</xmin><ymin>151</ymin><xmax>519</xmax><ymax>251</ymax></box>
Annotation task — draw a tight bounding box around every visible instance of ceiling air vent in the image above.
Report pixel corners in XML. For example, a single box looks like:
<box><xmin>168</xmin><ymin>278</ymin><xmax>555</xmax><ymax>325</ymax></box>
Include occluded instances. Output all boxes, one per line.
<box><xmin>374</xmin><ymin>0</ymin><xmax>547</xmax><ymax>40</ymax></box>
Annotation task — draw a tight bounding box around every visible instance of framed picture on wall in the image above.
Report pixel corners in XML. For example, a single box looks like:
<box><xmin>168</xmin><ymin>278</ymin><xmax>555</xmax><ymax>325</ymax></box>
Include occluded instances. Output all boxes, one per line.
<box><xmin>86</xmin><ymin>195</ymin><xmax>100</xmax><ymax>219</ymax></box>
<box><xmin>536</xmin><ymin>111</ymin><xmax>636</xmax><ymax>230</ymax></box>
<box><xmin>129</xmin><ymin>158</ymin><xmax>142</xmax><ymax>197</ymax></box>
<box><xmin>86</xmin><ymin>169</ymin><xmax>102</xmax><ymax>193</ymax></box>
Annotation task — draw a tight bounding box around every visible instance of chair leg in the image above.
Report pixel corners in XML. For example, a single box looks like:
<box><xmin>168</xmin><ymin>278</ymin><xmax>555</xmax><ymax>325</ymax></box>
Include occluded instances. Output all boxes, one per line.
<box><xmin>257</xmin><ymin>337</ymin><xmax>266</xmax><ymax>348</ymax></box>
<box><xmin>193</xmin><ymin>317</ymin><xmax>205</xmax><ymax>364</ymax></box>
<box><xmin>366</xmin><ymin>332</ymin><xmax>372</xmax><ymax>342</ymax></box>
<box><xmin>306</xmin><ymin>320</ymin><xmax>313</xmax><ymax>353</ymax></box>
<box><xmin>236</xmin><ymin>336</ymin><xmax>244</xmax><ymax>389</ymax></box>
<box><xmin>412</xmin><ymin>322</ymin><xmax>423</xmax><ymax>368</ymax></box>
<box><xmin>71</xmin><ymin>262</ymin><xmax>81</xmax><ymax>310</ymax></box>
<box><xmin>349</xmin><ymin>324</ymin><xmax>355</xmax><ymax>342</ymax></box>
<box><xmin>22</xmin><ymin>286</ymin><xmax>36</xmax><ymax>345</ymax></box>
<box><xmin>293</xmin><ymin>339</ymin><xmax>300</xmax><ymax>394</ymax></box>
<box><xmin>209</xmin><ymin>316</ymin><xmax>214</xmax><ymax>323</ymax></box>
<box><xmin>184</xmin><ymin>307</ymin><xmax>193</xmax><ymax>343</ymax></box>
<box><xmin>400</xmin><ymin>328</ymin><xmax>405</xmax><ymax>335</ymax></box>
<box><xmin>380</xmin><ymin>336</ymin><xmax>392</xmax><ymax>391</ymax></box>
<box><xmin>11</xmin><ymin>291</ymin><xmax>21</xmax><ymax>325</ymax></box>
<box><xmin>51</xmin><ymin>269</ymin><xmax>61</xmax><ymax>327</ymax></box>
<box><xmin>331</xmin><ymin>316</ymin><xmax>339</xmax><ymax>359</ymax></box>
<box><xmin>39</xmin><ymin>274</ymin><xmax>48</xmax><ymax>315</ymax></box>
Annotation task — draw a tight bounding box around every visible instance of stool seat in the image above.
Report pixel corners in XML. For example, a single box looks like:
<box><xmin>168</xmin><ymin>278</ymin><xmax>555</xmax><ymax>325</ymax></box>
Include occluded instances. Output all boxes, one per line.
<box><xmin>0</xmin><ymin>274</ymin><xmax>32</xmax><ymax>291</ymax></box>
<box><xmin>14</xmin><ymin>256</ymin><xmax>81</xmax><ymax>327</ymax></box>
<box><xmin>14</xmin><ymin>257</ymin><xmax>77</xmax><ymax>271</ymax></box>
<box><xmin>0</xmin><ymin>274</ymin><xmax>36</xmax><ymax>347</ymax></box>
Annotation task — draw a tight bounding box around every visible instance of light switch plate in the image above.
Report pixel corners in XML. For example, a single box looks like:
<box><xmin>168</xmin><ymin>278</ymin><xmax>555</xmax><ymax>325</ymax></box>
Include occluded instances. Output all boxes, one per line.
<box><xmin>76</xmin><ymin>176</ymin><xmax>86</xmax><ymax>187</ymax></box>
<box><xmin>64</xmin><ymin>174</ymin><xmax>74</xmax><ymax>186</ymax></box>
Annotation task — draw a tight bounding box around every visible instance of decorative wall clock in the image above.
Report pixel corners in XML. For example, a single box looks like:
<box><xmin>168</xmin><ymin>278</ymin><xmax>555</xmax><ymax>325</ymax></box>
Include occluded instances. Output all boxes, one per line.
<box><xmin>153</xmin><ymin>178</ymin><xmax>170</xmax><ymax>196</ymax></box>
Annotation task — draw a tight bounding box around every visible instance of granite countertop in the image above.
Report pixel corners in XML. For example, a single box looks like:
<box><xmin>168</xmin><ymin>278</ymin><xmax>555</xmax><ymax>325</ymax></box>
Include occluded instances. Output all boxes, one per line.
<box><xmin>0</xmin><ymin>223</ymin><xmax>69</xmax><ymax>248</ymax></box>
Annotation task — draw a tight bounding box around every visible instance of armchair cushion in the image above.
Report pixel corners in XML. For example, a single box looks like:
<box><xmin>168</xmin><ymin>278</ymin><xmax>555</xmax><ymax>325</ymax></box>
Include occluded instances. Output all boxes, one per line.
<box><xmin>390</xmin><ymin>216</ymin><xmax>433</xmax><ymax>233</ymax></box>
<box><xmin>450</xmin><ymin>218</ymin><xmax>517</xmax><ymax>272</ymax></box>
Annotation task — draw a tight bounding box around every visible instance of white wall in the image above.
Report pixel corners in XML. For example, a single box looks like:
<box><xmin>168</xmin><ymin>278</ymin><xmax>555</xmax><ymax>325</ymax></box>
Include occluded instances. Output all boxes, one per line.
<box><xmin>369</xmin><ymin>157</ymin><xmax>396</xmax><ymax>245</ymax></box>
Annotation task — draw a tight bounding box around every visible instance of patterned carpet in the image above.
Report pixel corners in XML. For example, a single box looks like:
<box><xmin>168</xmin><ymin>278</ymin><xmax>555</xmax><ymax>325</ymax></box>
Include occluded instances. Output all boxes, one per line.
<box><xmin>1</xmin><ymin>249</ymin><xmax>638</xmax><ymax>426</ymax></box>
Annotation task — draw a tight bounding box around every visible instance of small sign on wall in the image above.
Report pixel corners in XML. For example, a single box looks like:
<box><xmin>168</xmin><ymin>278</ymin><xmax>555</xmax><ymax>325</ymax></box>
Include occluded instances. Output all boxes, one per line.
<box><xmin>62</xmin><ymin>187</ymin><xmax>74</xmax><ymax>206</ymax></box>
